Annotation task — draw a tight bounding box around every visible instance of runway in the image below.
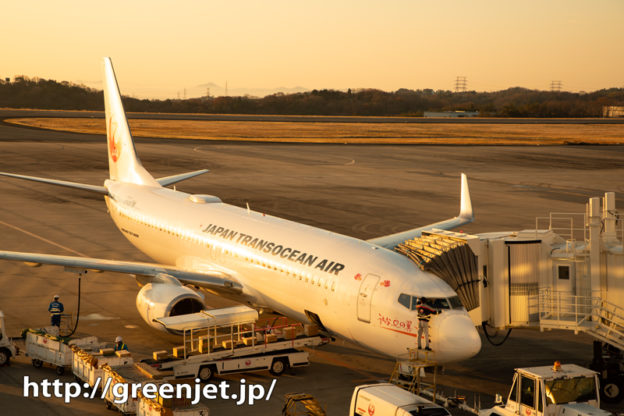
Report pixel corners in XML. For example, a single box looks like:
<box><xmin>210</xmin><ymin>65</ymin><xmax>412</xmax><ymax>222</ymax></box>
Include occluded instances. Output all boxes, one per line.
<box><xmin>0</xmin><ymin>118</ymin><xmax>622</xmax><ymax>414</ymax></box>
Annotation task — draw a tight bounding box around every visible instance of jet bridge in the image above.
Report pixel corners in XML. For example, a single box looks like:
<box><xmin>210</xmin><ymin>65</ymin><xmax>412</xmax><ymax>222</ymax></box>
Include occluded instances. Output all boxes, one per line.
<box><xmin>395</xmin><ymin>232</ymin><xmax>481</xmax><ymax>311</ymax></box>
<box><xmin>395</xmin><ymin>192</ymin><xmax>624</xmax><ymax>403</ymax></box>
<box><xmin>396</xmin><ymin>193</ymin><xmax>624</xmax><ymax>350</ymax></box>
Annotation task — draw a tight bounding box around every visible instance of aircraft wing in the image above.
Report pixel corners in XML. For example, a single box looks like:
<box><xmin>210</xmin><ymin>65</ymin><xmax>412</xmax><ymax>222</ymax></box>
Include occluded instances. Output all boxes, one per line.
<box><xmin>0</xmin><ymin>250</ymin><xmax>243</xmax><ymax>294</ymax></box>
<box><xmin>367</xmin><ymin>173</ymin><xmax>473</xmax><ymax>249</ymax></box>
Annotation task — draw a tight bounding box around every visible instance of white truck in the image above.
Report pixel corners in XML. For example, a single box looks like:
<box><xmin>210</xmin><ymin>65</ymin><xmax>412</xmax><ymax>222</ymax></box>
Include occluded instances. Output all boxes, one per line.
<box><xmin>350</xmin><ymin>383</ymin><xmax>451</xmax><ymax>416</ymax></box>
<box><xmin>25</xmin><ymin>327</ymin><xmax>100</xmax><ymax>375</ymax></box>
<box><xmin>479</xmin><ymin>363</ymin><xmax>615</xmax><ymax>416</ymax></box>
<box><xmin>0</xmin><ymin>311</ymin><xmax>18</xmax><ymax>366</ymax></box>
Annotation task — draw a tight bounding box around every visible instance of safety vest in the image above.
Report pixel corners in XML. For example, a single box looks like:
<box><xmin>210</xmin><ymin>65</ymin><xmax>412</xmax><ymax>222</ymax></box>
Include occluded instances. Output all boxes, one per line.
<box><xmin>115</xmin><ymin>343</ymin><xmax>128</xmax><ymax>351</ymax></box>
<box><xmin>48</xmin><ymin>301</ymin><xmax>64</xmax><ymax>315</ymax></box>
<box><xmin>417</xmin><ymin>303</ymin><xmax>436</xmax><ymax>321</ymax></box>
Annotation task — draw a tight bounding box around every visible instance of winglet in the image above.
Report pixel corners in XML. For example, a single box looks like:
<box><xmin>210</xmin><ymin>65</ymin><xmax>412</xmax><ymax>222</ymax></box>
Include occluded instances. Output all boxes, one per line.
<box><xmin>366</xmin><ymin>173</ymin><xmax>475</xmax><ymax>249</ymax></box>
<box><xmin>459</xmin><ymin>173</ymin><xmax>473</xmax><ymax>221</ymax></box>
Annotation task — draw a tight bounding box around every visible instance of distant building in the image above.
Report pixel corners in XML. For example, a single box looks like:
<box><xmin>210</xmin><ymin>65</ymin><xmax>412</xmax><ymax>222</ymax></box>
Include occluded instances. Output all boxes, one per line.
<box><xmin>603</xmin><ymin>106</ymin><xmax>624</xmax><ymax>118</ymax></box>
<box><xmin>424</xmin><ymin>110</ymin><xmax>479</xmax><ymax>118</ymax></box>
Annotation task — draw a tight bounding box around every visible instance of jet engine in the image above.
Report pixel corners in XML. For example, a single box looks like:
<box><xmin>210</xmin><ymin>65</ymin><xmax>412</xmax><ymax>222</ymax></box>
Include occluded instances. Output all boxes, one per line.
<box><xmin>135</xmin><ymin>277</ymin><xmax>205</xmax><ymax>333</ymax></box>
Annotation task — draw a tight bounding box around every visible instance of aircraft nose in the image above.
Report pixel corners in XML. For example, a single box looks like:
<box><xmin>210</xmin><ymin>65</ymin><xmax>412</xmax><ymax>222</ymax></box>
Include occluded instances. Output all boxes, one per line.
<box><xmin>437</xmin><ymin>312</ymin><xmax>481</xmax><ymax>360</ymax></box>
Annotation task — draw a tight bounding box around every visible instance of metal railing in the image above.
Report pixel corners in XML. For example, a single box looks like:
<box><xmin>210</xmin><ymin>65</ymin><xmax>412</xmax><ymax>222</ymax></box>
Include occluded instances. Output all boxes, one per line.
<box><xmin>538</xmin><ymin>289</ymin><xmax>594</xmax><ymax>327</ymax></box>
<box><xmin>538</xmin><ymin>289</ymin><xmax>624</xmax><ymax>348</ymax></box>
<box><xmin>535</xmin><ymin>212</ymin><xmax>587</xmax><ymax>245</ymax></box>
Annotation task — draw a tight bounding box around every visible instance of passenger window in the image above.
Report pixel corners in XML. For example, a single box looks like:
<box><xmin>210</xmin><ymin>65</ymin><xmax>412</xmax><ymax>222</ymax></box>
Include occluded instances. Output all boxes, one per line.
<box><xmin>521</xmin><ymin>376</ymin><xmax>536</xmax><ymax>408</ymax></box>
<box><xmin>398</xmin><ymin>293</ymin><xmax>411</xmax><ymax>309</ymax></box>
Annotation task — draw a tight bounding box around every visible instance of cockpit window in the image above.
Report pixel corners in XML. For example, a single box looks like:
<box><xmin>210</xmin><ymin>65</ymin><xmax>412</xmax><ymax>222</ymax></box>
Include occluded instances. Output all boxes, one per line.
<box><xmin>397</xmin><ymin>294</ymin><xmax>460</xmax><ymax>311</ymax></box>
<box><xmin>449</xmin><ymin>296</ymin><xmax>464</xmax><ymax>309</ymax></box>
<box><xmin>431</xmin><ymin>298</ymin><xmax>450</xmax><ymax>310</ymax></box>
<box><xmin>398</xmin><ymin>293</ymin><xmax>411</xmax><ymax>309</ymax></box>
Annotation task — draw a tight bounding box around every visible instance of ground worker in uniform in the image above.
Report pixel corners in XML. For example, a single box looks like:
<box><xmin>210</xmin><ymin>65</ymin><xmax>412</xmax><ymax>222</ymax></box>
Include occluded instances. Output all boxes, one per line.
<box><xmin>48</xmin><ymin>295</ymin><xmax>64</xmax><ymax>327</ymax></box>
<box><xmin>114</xmin><ymin>336</ymin><xmax>128</xmax><ymax>351</ymax></box>
<box><xmin>416</xmin><ymin>297</ymin><xmax>438</xmax><ymax>351</ymax></box>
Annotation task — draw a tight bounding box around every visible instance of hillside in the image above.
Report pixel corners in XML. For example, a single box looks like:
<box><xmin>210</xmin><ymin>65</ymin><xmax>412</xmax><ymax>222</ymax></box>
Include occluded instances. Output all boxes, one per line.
<box><xmin>1</xmin><ymin>77</ymin><xmax>623</xmax><ymax>117</ymax></box>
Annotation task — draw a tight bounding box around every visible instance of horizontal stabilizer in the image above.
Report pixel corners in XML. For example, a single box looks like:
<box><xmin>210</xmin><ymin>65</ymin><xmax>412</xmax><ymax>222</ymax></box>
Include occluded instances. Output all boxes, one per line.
<box><xmin>0</xmin><ymin>250</ymin><xmax>242</xmax><ymax>294</ymax></box>
<box><xmin>0</xmin><ymin>172</ymin><xmax>108</xmax><ymax>195</ymax></box>
<box><xmin>156</xmin><ymin>169</ymin><xmax>210</xmax><ymax>187</ymax></box>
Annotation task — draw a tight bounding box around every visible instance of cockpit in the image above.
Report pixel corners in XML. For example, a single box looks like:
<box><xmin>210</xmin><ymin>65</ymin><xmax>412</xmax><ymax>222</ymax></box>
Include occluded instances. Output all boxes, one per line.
<box><xmin>397</xmin><ymin>293</ymin><xmax>464</xmax><ymax>311</ymax></box>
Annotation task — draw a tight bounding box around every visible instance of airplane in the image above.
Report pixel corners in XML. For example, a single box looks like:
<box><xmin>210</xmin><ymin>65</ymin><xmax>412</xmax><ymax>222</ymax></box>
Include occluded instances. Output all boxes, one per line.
<box><xmin>0</xmin><ymin>58</ymin><xmax>481</xmax><ymax>363</ymax></box>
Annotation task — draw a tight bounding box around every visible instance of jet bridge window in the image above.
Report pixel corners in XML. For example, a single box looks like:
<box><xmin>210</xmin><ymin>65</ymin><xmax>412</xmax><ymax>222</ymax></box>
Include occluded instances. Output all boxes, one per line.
<box><xmin>558</xmin><ymin>265</ymin><xmax>570</xmax><ymax>280</ymax></box>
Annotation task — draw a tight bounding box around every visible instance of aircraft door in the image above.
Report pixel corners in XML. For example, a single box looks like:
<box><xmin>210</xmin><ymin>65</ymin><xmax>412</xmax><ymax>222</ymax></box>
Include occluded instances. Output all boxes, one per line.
<box><xmin>507</xmin><ymin>241</ymin><xmax>541</xmax><ymax>326</ymax></box>
<box><xmin>357</xmin><ymin>274</ymin><xmax>379</xmax><ymax>323</ymax></box>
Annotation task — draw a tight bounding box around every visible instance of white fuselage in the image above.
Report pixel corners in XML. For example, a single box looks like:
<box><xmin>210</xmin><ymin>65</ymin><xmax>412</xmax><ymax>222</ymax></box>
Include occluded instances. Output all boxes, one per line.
<box><xmin>104</xmin><ymin>180</ymin><xmax>481</xmax><ymax>362</ymax></box>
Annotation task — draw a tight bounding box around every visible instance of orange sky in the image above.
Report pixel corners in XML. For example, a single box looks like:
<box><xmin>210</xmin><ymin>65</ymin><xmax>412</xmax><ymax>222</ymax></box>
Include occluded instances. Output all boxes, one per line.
<box><xmin>2</xmin><ymin>1</ymin><xmax>623</xmax><ymax>99</ymax></box>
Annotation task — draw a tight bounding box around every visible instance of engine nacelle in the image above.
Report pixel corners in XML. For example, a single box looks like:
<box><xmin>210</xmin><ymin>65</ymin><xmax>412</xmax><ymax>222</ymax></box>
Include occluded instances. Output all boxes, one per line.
<box><xmin>136</xmin><ymin>281</ymin><xmax>204</xmax><ymax>333</ymax></box>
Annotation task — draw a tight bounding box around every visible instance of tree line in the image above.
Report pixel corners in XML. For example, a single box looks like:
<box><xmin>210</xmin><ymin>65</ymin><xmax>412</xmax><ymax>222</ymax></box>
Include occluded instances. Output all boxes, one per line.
<box><xmin>1</xmin><ymin>76</ymin><xmax>623</xmax><ymax>117</ymax></box>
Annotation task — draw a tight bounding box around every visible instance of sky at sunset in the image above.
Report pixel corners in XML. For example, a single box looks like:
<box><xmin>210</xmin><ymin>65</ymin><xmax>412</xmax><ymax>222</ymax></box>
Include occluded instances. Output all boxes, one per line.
<box><xmin>2</xmin><ymin>1</ymin><xmax>623</xmax><ymax>99</ymax></box>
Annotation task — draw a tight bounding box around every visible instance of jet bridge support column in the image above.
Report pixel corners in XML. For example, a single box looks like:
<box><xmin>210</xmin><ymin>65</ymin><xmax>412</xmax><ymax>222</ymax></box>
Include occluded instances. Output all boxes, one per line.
<box><xmin>603</xmin><ymin>192</ymin><xmax>617</xmax><ymax>244</ymax></box>
<box><xmin>588</xmin><ymin>198</ymin><xmax>601</xmax><ymax>303</ymax></box>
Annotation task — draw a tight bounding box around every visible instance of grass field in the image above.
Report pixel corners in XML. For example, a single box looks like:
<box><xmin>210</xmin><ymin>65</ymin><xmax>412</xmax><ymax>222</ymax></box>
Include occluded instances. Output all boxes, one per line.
<box><xmin>7</xmin><ymin>117</ymin><xmax>624</xmax><ymax>145</ymax></box>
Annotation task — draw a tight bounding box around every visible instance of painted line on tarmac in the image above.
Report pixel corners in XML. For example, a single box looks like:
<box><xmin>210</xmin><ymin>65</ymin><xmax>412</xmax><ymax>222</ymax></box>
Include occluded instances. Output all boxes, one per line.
<box><xmin>0</xmin><ymin>219</ymin><xmax>87</xmax><ymax>257</ymax></box>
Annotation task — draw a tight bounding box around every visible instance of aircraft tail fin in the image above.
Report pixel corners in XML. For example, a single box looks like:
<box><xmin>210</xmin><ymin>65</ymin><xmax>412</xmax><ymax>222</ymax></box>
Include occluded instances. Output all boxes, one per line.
<box><xmin>103</xmin><ymin>57</ymin><xmax>159</xmax><ymax>186</ymax></box>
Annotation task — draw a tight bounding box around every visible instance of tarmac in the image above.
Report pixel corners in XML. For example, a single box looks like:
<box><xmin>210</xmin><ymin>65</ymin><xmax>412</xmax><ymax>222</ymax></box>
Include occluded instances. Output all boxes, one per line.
<box><xmin>0</xmin><ymin>113</ymin><xmax>623</xmax><ymax>414</ymax></box>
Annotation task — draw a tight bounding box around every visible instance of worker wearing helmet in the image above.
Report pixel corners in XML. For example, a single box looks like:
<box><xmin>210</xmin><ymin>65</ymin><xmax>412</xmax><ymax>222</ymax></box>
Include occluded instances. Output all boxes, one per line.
<box><xmin>48</xmin><ymin>295</ymin><xmax>64</xmax><ymax>327</ymax></box>
<box><xmin>416</xmin><ymin>297</ymin><xmax>438</xmax><ymax>351</ymax></box>
<box><xmin>114</xmin><ymin>336</ymin><xmax>128</xmax><ymax>351</ymax></box>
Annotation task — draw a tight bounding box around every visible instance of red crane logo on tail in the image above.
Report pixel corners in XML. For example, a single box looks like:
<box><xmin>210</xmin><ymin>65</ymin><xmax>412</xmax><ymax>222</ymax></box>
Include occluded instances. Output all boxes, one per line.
<box><xmin>108</xmin><ymin>117</ymin><xmax>121</xmax><ymax>162</ymax></box>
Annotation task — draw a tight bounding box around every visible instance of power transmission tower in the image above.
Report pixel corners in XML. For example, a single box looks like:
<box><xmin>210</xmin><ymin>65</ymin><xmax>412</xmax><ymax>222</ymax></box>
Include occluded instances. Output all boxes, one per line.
<box><xmin>550</xmin><ymin>80</ymin><xmax>562</xmax><ymax>92</ymax></box>
<box><xmin>455</xmin><ymin>76</ymin><xmax>467</xmax><ymax>93</ymax></box>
